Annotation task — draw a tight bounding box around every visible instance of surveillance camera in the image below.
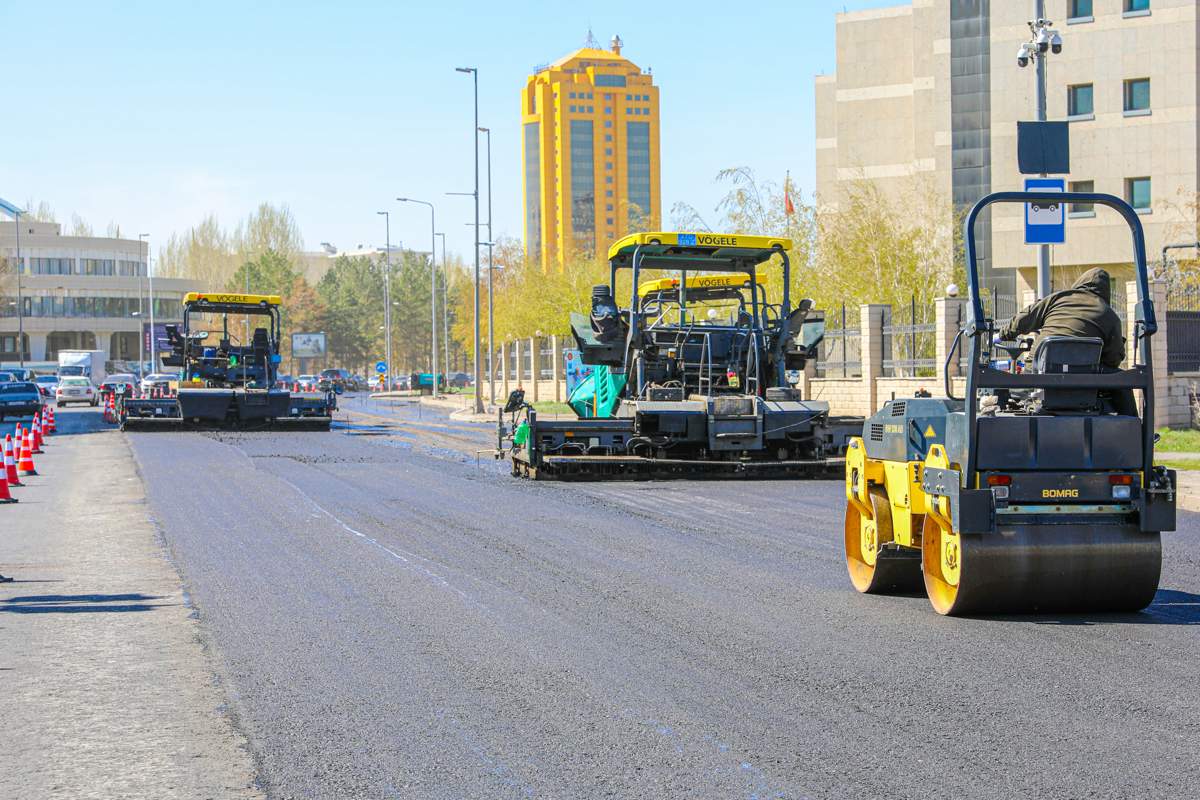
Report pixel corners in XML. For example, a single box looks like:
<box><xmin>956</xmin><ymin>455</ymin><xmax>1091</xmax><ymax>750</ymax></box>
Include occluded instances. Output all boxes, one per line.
<box><xmin>1016</xmin><ymin>45</ymin><xmax>1030</xmax><ymax>67</ymax></box>
<box><xmin>1050</xmin><ymin>32</ymin><xmax>1063</xmax><ymax>54</ymax></box>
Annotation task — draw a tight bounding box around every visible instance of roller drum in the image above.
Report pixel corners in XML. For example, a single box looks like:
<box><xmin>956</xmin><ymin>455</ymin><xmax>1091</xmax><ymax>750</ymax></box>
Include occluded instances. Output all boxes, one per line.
<box><xmin>923</xmin><ymin>521</ymin><xmax>1162</xmax><ymax>615</ymax></box>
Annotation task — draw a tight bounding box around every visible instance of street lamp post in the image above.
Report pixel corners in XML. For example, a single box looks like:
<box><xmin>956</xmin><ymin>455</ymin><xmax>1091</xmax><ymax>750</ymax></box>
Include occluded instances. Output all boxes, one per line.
<box><xmin>137</xmin><ymin>233</ymin><xmax>149</xmax><ymax>378</ymax></box>
<box><xmin>435</xmin><ymin>231</ymin><xmax>449</xmax><ymax>377</ymax></box>
<box><xmin>140</xmin><ymin>232</ymin><xmax>155</xmax><ymax>369</ymax></box>
<box><xmin>1017</xmin><ymin>4</ymin><xmax>1063</xmax><ymax>299</ymax></box>
<box><xmin>0</xmin><ymin>198</ymin><xmax>25</xmax><ymax>366</ymax></box>
<box><xmin>398</xmin><ymin>197</ymin><xmax>439</xmax><ymax>397</ymax></box>
<box><xmin>455</xmin><ymin>65</ymin><xmax>484</xmax><ymax>413</ymax></box>
<box><xmin>478</xmin><ymin>126</ymin><xmax>495</xmax><ymax>404</ymax></box>
<box><xmin>377</xmin><ymin>211</ymin><xmax>393</xmax><ymax>390</ymax></box>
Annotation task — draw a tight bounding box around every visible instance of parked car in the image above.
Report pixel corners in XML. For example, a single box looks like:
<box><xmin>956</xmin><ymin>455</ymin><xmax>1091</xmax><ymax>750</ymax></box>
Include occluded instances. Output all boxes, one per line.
<box><xmin>4</xmin><ymin>367</ymin><xmax>35</xmax><ymax>382</ymax></box>
<box><xmin>319</xmin><ymin>368</ymin><xmax>353</xmax><ymax>393</ymax></box>
<box><xmin>391</xmin><ymin>374</ymin><xmax>411</xmax><ymax>391</ymax></box>
<box><xmin>0</xmin><ymin>381</ymin><xmax>43</xmax><ymax>421</ymax></box>
<box><xmin>139</xmin><ymin>373</ymin><xmax>176</xmax><ymax>395</ymax></box>
<box><xmin>100</xmin><ymin>375</ymin><xmax>139</xmax><ymax>401</ymax></box>
<box><xmin>0</xmin><ymin>372</ymin><xmax>15</xmax><ymax>383</ymax></box>
<box><xmin>56</xmin><ymin>376</ymin><xmax>98</xmax><ymax>407</ymax></box>
<box><xmin>34</xmin><ymin>374</ymin><xmax>60</xmax><ymax>398</ymax></box>
<box><xmin>448</xmin><ymin>372</ymin><xmax>472</xmax><ymax>388</ymax></box>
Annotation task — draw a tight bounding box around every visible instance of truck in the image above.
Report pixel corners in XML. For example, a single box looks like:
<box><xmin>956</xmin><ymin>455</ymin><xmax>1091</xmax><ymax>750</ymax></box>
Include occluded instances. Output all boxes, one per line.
<box><xmin>57</xmin><ymin>349</ymin><xmax>107</xmax><ymax>385</ymax></box>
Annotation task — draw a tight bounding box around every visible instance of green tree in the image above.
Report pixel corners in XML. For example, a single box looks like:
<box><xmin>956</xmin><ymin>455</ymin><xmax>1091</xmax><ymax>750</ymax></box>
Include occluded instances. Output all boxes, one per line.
<box><xmin>317</xmin><ymin>255</ymin><xmax>385</xmax><ymax>372</ymax></box>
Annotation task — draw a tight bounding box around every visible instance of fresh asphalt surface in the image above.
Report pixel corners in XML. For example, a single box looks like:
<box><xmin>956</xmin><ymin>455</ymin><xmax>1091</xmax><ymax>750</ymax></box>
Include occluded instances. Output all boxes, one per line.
<box><xmin>110</xmin><ymin>395</ymin><xmax>1200</xmax><ymax>799</ymax></box>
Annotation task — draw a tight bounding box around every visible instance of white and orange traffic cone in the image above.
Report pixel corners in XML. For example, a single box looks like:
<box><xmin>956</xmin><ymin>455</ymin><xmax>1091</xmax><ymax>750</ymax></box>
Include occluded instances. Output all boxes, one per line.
<box><xmin>43</xmin><ymin>405</ymin><xmax>56</xmax><ymax>434</ymax></box>
<box><xmin>31</xmin><ymin>415</ymin><xmax>44</xmax><ymax>453</ymax></box>
<box><xmin>3</xmin><ymin>435</ymin><xmax>21</xmax><ymax>487</ymax></box>
<box><xmin>17</xmin><ymin>431</ymin><xmax>38</xmax><ymax>477</ymax></box>
<box><xmin>0</xmin><ymin>461</ymin><xmax>14</xmax><ymax>503</ymax></box>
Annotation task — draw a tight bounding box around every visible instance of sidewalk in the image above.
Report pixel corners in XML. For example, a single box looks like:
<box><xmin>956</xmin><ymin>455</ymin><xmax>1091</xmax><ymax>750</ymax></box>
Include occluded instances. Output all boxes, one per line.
<box><xmin>0</xmin><ymin>412</ymin><xmax>262</xmax><ymax>799</ymax></box>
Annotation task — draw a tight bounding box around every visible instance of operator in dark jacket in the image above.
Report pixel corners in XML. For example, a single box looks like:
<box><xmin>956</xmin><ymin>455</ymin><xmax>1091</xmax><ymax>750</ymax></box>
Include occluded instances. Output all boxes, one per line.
<box><xmin>1000</xmin><ymin>267</ymin><xmax>1125</xmax><ymax>368</ymax></box>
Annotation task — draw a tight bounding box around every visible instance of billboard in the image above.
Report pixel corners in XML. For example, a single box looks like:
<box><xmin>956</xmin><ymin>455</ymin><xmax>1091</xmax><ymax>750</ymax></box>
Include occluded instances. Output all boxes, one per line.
<box><xmin>292</xmin><ymin>332</ymin><xmax>327</xmax><ymax>359</ymax></box>
<box><xmin>143</xmin><ymin>322</ymin><xmax>172</xmax><ymax>354</ymax></box>
<box><xmin>563</xmin><ymin>348</ymin><xmax>593</xmax><ymax>395</ymax></box>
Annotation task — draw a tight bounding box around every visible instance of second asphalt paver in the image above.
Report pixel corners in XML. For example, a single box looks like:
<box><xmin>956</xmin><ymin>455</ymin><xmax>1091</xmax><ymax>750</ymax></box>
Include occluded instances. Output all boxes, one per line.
<box><xmin>127</xmin><ymin>403</ymin><xmax>1200</xmax><ymax>799</ymax></box>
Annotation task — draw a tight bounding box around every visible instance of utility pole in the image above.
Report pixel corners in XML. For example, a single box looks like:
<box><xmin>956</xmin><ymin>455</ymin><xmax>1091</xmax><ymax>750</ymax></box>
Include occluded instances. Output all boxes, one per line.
<box><xmin>1018</xmin><ymin>3</ymin><xmax>1062</xmax><ymax>299</ymax></box>
<box><xmin>479</xmin><ymin>126</ymin><xmax>495</xmax><ymax>405</ymax></box>
<box><xmin>138</xmin><ymin>233</ymin><xmax>149</xmax><ymax>378</ymax></box>
<box><xmin>143</xmin><ymin>233</ymin><xmax>155</xmax><ymax>370</ymax></box>
<box><xmin>436</xmin><ymin>231</ymin><xmax>449</xmax><ymax>383</ymax></box>
<box><xmin>456</xmin><ymin>66</ymin><xmax>483</xmax><ymax>413</ymax></box>
<box><xmin>398</xmin><ymin>197</ymin><xmax>438</xmax><ymax>397</ymax></box>
<box><xmin>377</xmin><ymin>211</ymin><xmax>393</xmax><ymax>390</ymax></box>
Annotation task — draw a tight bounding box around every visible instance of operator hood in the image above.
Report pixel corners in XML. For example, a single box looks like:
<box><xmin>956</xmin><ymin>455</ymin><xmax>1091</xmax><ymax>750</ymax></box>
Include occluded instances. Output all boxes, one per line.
<box><xmin>1071</xmin><ymin>268</ymin><xmax>1111</xmax><ymax>304</ymax></box>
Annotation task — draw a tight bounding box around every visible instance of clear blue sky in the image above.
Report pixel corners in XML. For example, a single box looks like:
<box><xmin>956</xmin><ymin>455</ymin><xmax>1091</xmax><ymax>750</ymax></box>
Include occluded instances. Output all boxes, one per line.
<box><xmin>1</xmin><ymin>0</ymin><xmax>898</xmax><ymax>264</ymax></box>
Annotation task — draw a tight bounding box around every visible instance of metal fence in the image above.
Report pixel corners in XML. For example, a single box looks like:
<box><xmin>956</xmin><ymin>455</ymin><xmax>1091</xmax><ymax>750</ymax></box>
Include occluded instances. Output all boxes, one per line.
<box><xmin>816</xmin><ymin>304</ymin><xmax>861</xmax><ymax>378</ymax></box>
<box><xmin>1167</xmin><ymin>285</ymin><xmax>1200</xmax><ymax>373</ymax></box>
<box><xmin>882</xmin><ymin>295</ymin><xmax>936</xmax><ymax>377</ymax></box>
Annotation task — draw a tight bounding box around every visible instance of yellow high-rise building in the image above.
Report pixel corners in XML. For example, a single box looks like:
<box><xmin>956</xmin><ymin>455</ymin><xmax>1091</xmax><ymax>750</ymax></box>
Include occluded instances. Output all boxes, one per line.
<box><xmin>522</xmin><ymin>33</ymin><xmax>661</xmax><ymax>270</ymax></box>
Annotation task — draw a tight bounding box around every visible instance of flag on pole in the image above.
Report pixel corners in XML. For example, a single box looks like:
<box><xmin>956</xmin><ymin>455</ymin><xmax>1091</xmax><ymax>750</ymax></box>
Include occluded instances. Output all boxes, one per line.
<box><xmin>784</xmin><ymin>171</ymin><xmax>795</xmax><ymax>216</ymax></box>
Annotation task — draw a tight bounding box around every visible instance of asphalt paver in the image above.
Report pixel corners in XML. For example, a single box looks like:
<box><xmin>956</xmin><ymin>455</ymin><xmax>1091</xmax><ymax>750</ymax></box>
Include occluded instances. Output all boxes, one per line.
<box><xmin>127</xmin><ymin>404</ymin><xmax>1200</xmax><ymax>799</ymax></box>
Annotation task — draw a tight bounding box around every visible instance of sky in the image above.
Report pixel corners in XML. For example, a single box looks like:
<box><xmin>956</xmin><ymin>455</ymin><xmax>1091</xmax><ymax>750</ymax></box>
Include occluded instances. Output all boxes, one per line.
<box><xmin>0</xmin><ymin>0</ymin><xmax>900</xmax><ymax>265</ymax></box>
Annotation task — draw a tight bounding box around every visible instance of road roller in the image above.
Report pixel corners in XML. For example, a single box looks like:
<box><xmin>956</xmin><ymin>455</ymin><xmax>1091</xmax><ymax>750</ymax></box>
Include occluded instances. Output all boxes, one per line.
<box><xmin>844</xmin><ymin>191</ymin><xmax>1176</xmax><ymax>615</ymax></box>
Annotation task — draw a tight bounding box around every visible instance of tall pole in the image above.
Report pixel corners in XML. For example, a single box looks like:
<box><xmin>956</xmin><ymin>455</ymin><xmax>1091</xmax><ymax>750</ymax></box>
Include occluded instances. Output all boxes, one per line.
<box><xmin>377</xmin><ymin>211</ymin><xmax>392</xmax><ymax>390</ymax></box>
<box><xmin>15</xmin><ymin>211</ymin><xmax>23</xmax><ymax>367</ymax></box>
<box><xmin>145</xmin><ymin>233</ymin><xmax>155</xmax><ymax>370</ymax></box>
<box><xmin>480</xmin><ymin>126</ymin><xmax>495</xmax><ymax>405</ymax></box>
<box><xmin>398</xmin><ymin>198</ymin><xmax>438</xmax><ymax>397</ymax></box>
<box><xmin>137</xmin><ymin>233</ymin><xmax>149</xmax><ymax>378</ymax></box>
<box><xmin>457</xmin><ymin>66</ymin><xmax>483</xmax><ymax>413</ymax></box>
<box><xmin>436</xmin><ymin>231</ymin><xmax>449</xmax><ymax>378</ymax></box>
<box><xmin>1035</xmin><ymin>0</ymin><xmax>1051</xmax><ymax>299</ymax></box>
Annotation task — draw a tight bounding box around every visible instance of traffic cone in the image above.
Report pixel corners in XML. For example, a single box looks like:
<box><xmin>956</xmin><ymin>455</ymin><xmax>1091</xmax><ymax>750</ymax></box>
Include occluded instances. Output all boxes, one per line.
<box><xmin>31</xmin><ymin>415</ymin><xmax>44</xmax><ymax>453</ymax></box>
<box><xmin>0</xmin><ymin>462</ymin><xmax>14</xmax><ymax>503</ymax></box>
<box><xmin>4</xmin><ymin>435</ymin><xmax>21</xmax><ymax>487</ymax></box>
<box><xmin>44</xmin><ymin>405</ymin><xmax>55</xmax><ymax>434</ymax></box>
<box><xmin>17</xmin><ymin>431</ymin><xmax>38</xmax><ymax>476</ymax></box>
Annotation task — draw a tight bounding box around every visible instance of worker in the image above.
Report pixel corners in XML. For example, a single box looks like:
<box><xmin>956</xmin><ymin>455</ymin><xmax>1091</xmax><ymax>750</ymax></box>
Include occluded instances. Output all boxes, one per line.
<box><xmin>999</xmin><ymin>267</ymin><xmax>1135</xmax><ymax>413</ymax></box>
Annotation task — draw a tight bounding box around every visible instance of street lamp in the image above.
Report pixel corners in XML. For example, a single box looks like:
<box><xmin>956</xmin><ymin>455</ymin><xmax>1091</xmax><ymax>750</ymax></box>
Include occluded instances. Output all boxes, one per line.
<box><xmin>398</xmin><ymin>196</ymin><xmax>439</xmax><ymax>397</ymax></box>
<box><xmin>478</xmin><ymin>125</ymin><xmax>496</xmax><ymax>404</ymax></box>
<box><xmin>435</xmin><ymin>231</ymin><xmax>449</xmax><ymax>376</ymax></box>
<box><xmin>455</xmin><ymin>65</ymin><xmax>483</xmax><ymax>413</ymax></box>
<box><xmin>140</xmin><ymin>232</ymin><xmax>155</xmax><ymax>369</ymax></box>
<box><xmin>0</xmin><ymin>197</ymin><xmax>25</xmax><ymax>366</ymax></box>
<box><xmin>377</xmin><ymin>211</ymin><xmax>393</xmax><ymax>390</ymax></box>
<box><xmin>1017</xmin><ymin>6</ymin><xmax>1064</xmax><ymax>299</ymax></box>
<box><xmin>137</xmin><ymin>233</ymin><xmax>150</xmax><ymax>377</ymax></box>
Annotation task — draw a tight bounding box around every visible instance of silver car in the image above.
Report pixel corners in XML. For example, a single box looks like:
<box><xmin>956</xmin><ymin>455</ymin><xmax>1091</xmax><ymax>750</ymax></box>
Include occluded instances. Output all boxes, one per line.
<box><xmin>56</xmin><ymin>376</ymin><xmax>99</xmax><ymax>407</ymax></box>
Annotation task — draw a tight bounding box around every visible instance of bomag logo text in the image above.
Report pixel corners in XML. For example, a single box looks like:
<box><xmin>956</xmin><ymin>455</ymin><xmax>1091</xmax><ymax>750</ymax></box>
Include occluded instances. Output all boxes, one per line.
<box><xmin>1042</xmin><ymin>488</ymin><xmax>1080</xmax><ymax>499</ymax></box>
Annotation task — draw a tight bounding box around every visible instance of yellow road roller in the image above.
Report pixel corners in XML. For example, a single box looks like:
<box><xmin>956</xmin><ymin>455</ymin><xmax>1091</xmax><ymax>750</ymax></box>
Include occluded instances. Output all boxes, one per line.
<box><xmin>844</xmin><ymin>191</ymin><xmax>1176</xmax><ymax>615</ymax></box>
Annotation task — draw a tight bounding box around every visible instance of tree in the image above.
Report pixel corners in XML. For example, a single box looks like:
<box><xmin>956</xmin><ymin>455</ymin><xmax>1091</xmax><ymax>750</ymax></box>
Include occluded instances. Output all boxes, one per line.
<box><xmin>317</xmin><ymin>255</ymin><xmax>385</xmax><ymax>372</ymax></box>
<box><xmin>22</xmin><ymin>199</ymin><xmax>56</xmax><ymax>222</ymax></box>
<box><xmin>157</xmin><ymin>214</ymin><xmax>233</xmax><ymax>285</ymax></box>
<box><xmin>69</xmin><ymin>213</ymin><xmax>94</xmax><ymax>237</ymax></box>
<box><xmin>232</xmin><ymin>203</ymin><xmax>303</xmax><ymax>265</ymax></box>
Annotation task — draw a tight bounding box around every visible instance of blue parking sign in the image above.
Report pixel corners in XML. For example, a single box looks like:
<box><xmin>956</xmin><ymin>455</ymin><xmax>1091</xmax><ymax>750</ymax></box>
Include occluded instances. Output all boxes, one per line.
<box><xmin>1024</xmin><ymin>177</ymin><xmax>1065</xmax><ymax>245</ymax></box>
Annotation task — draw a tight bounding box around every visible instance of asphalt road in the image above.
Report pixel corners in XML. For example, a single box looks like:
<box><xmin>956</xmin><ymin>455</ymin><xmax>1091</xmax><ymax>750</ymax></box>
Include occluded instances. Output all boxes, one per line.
<box><xmin>126</xmin><ymin>398</ymin><xmax>1200</xmax><ymax>799</ymax></box>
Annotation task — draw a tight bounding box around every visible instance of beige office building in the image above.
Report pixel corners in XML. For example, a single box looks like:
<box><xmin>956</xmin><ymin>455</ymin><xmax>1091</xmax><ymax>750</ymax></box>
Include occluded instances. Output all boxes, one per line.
<box><xmin>816</xmin><ymin>0</ymin><xmax>1196</xmax><ymax>299</ymax></box>
<box><xmin>0</xmin><ymin>219</ymin><xmax>200</xmax><ymax>367</ymax></box>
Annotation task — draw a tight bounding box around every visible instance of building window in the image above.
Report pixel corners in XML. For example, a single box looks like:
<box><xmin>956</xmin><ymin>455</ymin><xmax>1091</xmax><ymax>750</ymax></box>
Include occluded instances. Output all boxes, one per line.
<box><xmin>1069</xmin><ymin>0</ymin><xmax>1093</xmax><ymax>19</ymax></box>
<box><xmin>569</xmin><ymin>105</ymin><xmax>576</xmax><ymax>113</ymax></box>
<box><xmin>1124</xmin><ymin>78</ymin><xmax>1150</xmax><ymax>114</ymax></box>
<box><xmin>604</xmin><ymin>107</ymin><xmax>612</xmax><ymax>114</ymax></box>
<box><xmin>604</xmin><ymin>120</ymin><xmax>612</xmax><ymax>128</ymax></box>
<box><xmin>605</xmin><ymin>148</ymin><xmax>613</xmax><ymax>156</ymax></box>
<box><xmin>606</xmin><ymin>190</ymin><xmax>614</xmax><ymax>197</ymax></box>
<box><xmin>606</xmin><ymin>204</ymin><xmax>614</xmax><ymax>211</ymax></box>
<box><xmin>569</xmin><ymin>92</ymin><xmax>576</xmax><ymax>99</ymax></box>
<box><xmin>605</xmin><ymin>162</ymin><xmax>613</xmax><ymax>170</ymax></box>
<box><xmin>1068</xmin><ymin>180</ymin><xmax>1095</xmax><ymax>216</ymax></box>
<box><xmin>595</xmin><ymin>74</ymin><xmax>626</xmax><ymax>87</ymax></box>
<box><xmin>1126</xmin><ymin>177</ymin><xmax>1151</xmax><ymax>211</ymax></box>
<box><xmin>605</xmin><ymin>134</ymin><xmax>612</xmax><ymax>142</ymax></box>
<box><xmin>1124</xmin><ymin>0</ymin><xmax>1149</xmax><ymax>14</ymax></box>
<box><xmin>606</xmin><ymin>217</ymin><xmax>614</xmax><ymax>225</ymax></box>
<box><xmin>1068</xmin><ymin>84</ymin><xmax>1093</xmax><ymax>118</ymax></box>
<box><xmin>626</xmin><ymin>121</ymin><xmax>652</xmax><ymax>227</ymax></box>
<box><xmin>118</xmin><ymin>260</ymin><xmax>146</xmax><ymax>276</ymax></box>
<box><xmin>626</xmin><ymin>94</ymin><xmax>632</xmax><ymax>101</ymax></box>
<box><xmin>524</xmin><ymin>122</ymin><xmax>541</xmax><ymax>260</ymax></box>
<box><xmin>568</xmin><ymin>119</ymin><xmax>596</xmax><ymax>256</ymax></box>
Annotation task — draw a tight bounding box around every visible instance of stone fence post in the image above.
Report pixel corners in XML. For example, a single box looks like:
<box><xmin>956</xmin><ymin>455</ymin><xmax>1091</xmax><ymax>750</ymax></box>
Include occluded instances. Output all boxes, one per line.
<box><xmin>501</xmin><ymin>341</ymin><xmax>510</xmax><ymax>397</ymax></box>
<box><xmin>935</xmin><ymin>296</ymin><xmax>965</xmax><ymax>378</ymax></box>
<box><xmin>1127</xmin><ymin>280</ymin><xmax>1171</xmax><ymax>424</ymax></box>
<box><xmin>529</xmin><ymin>336</ymin><xmax>539</xmax><ymax>402</ymax></box>
<box><xmin>552</xmin><ymin>335</ymin><xmax>563</xmax><ymax>402</ymax></box>
<box><xmin>860</xmin><ymin>304</ymin><xmax>890</xmax><ymax>415</ymax></box>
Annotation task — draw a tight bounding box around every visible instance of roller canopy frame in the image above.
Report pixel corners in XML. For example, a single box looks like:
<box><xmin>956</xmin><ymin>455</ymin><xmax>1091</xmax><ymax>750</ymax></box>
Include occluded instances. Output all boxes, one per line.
<box><xmin>961</xmin><ymin>192</ymin><xmax>1158</xmax><ymax>492</ymax></box>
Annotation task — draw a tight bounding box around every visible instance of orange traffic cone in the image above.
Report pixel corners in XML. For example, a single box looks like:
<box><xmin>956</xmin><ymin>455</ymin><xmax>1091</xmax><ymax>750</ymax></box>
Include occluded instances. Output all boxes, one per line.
<box><xmin>44</xmin><ymin>405</ymin><xmax>56</xmax><ymax>434</ymax></box>
<box><xmin>31</xmin><ymin>415</ymin><xmax>44</xmax><ymax>453</ymax></box>
<box><xmin>3</xmin><ymin>435</ymin><xmax>20</xmax><ymax>487</ymax></box>
<box><xmin>17</xmin><ymin>431</ymin><xmax>37</xmax><ymax>476</ymax></box>
<box><xmin>0</xmin><ymin>462</ymin><xmax>14</xmax><ymax>503</ymax></box>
